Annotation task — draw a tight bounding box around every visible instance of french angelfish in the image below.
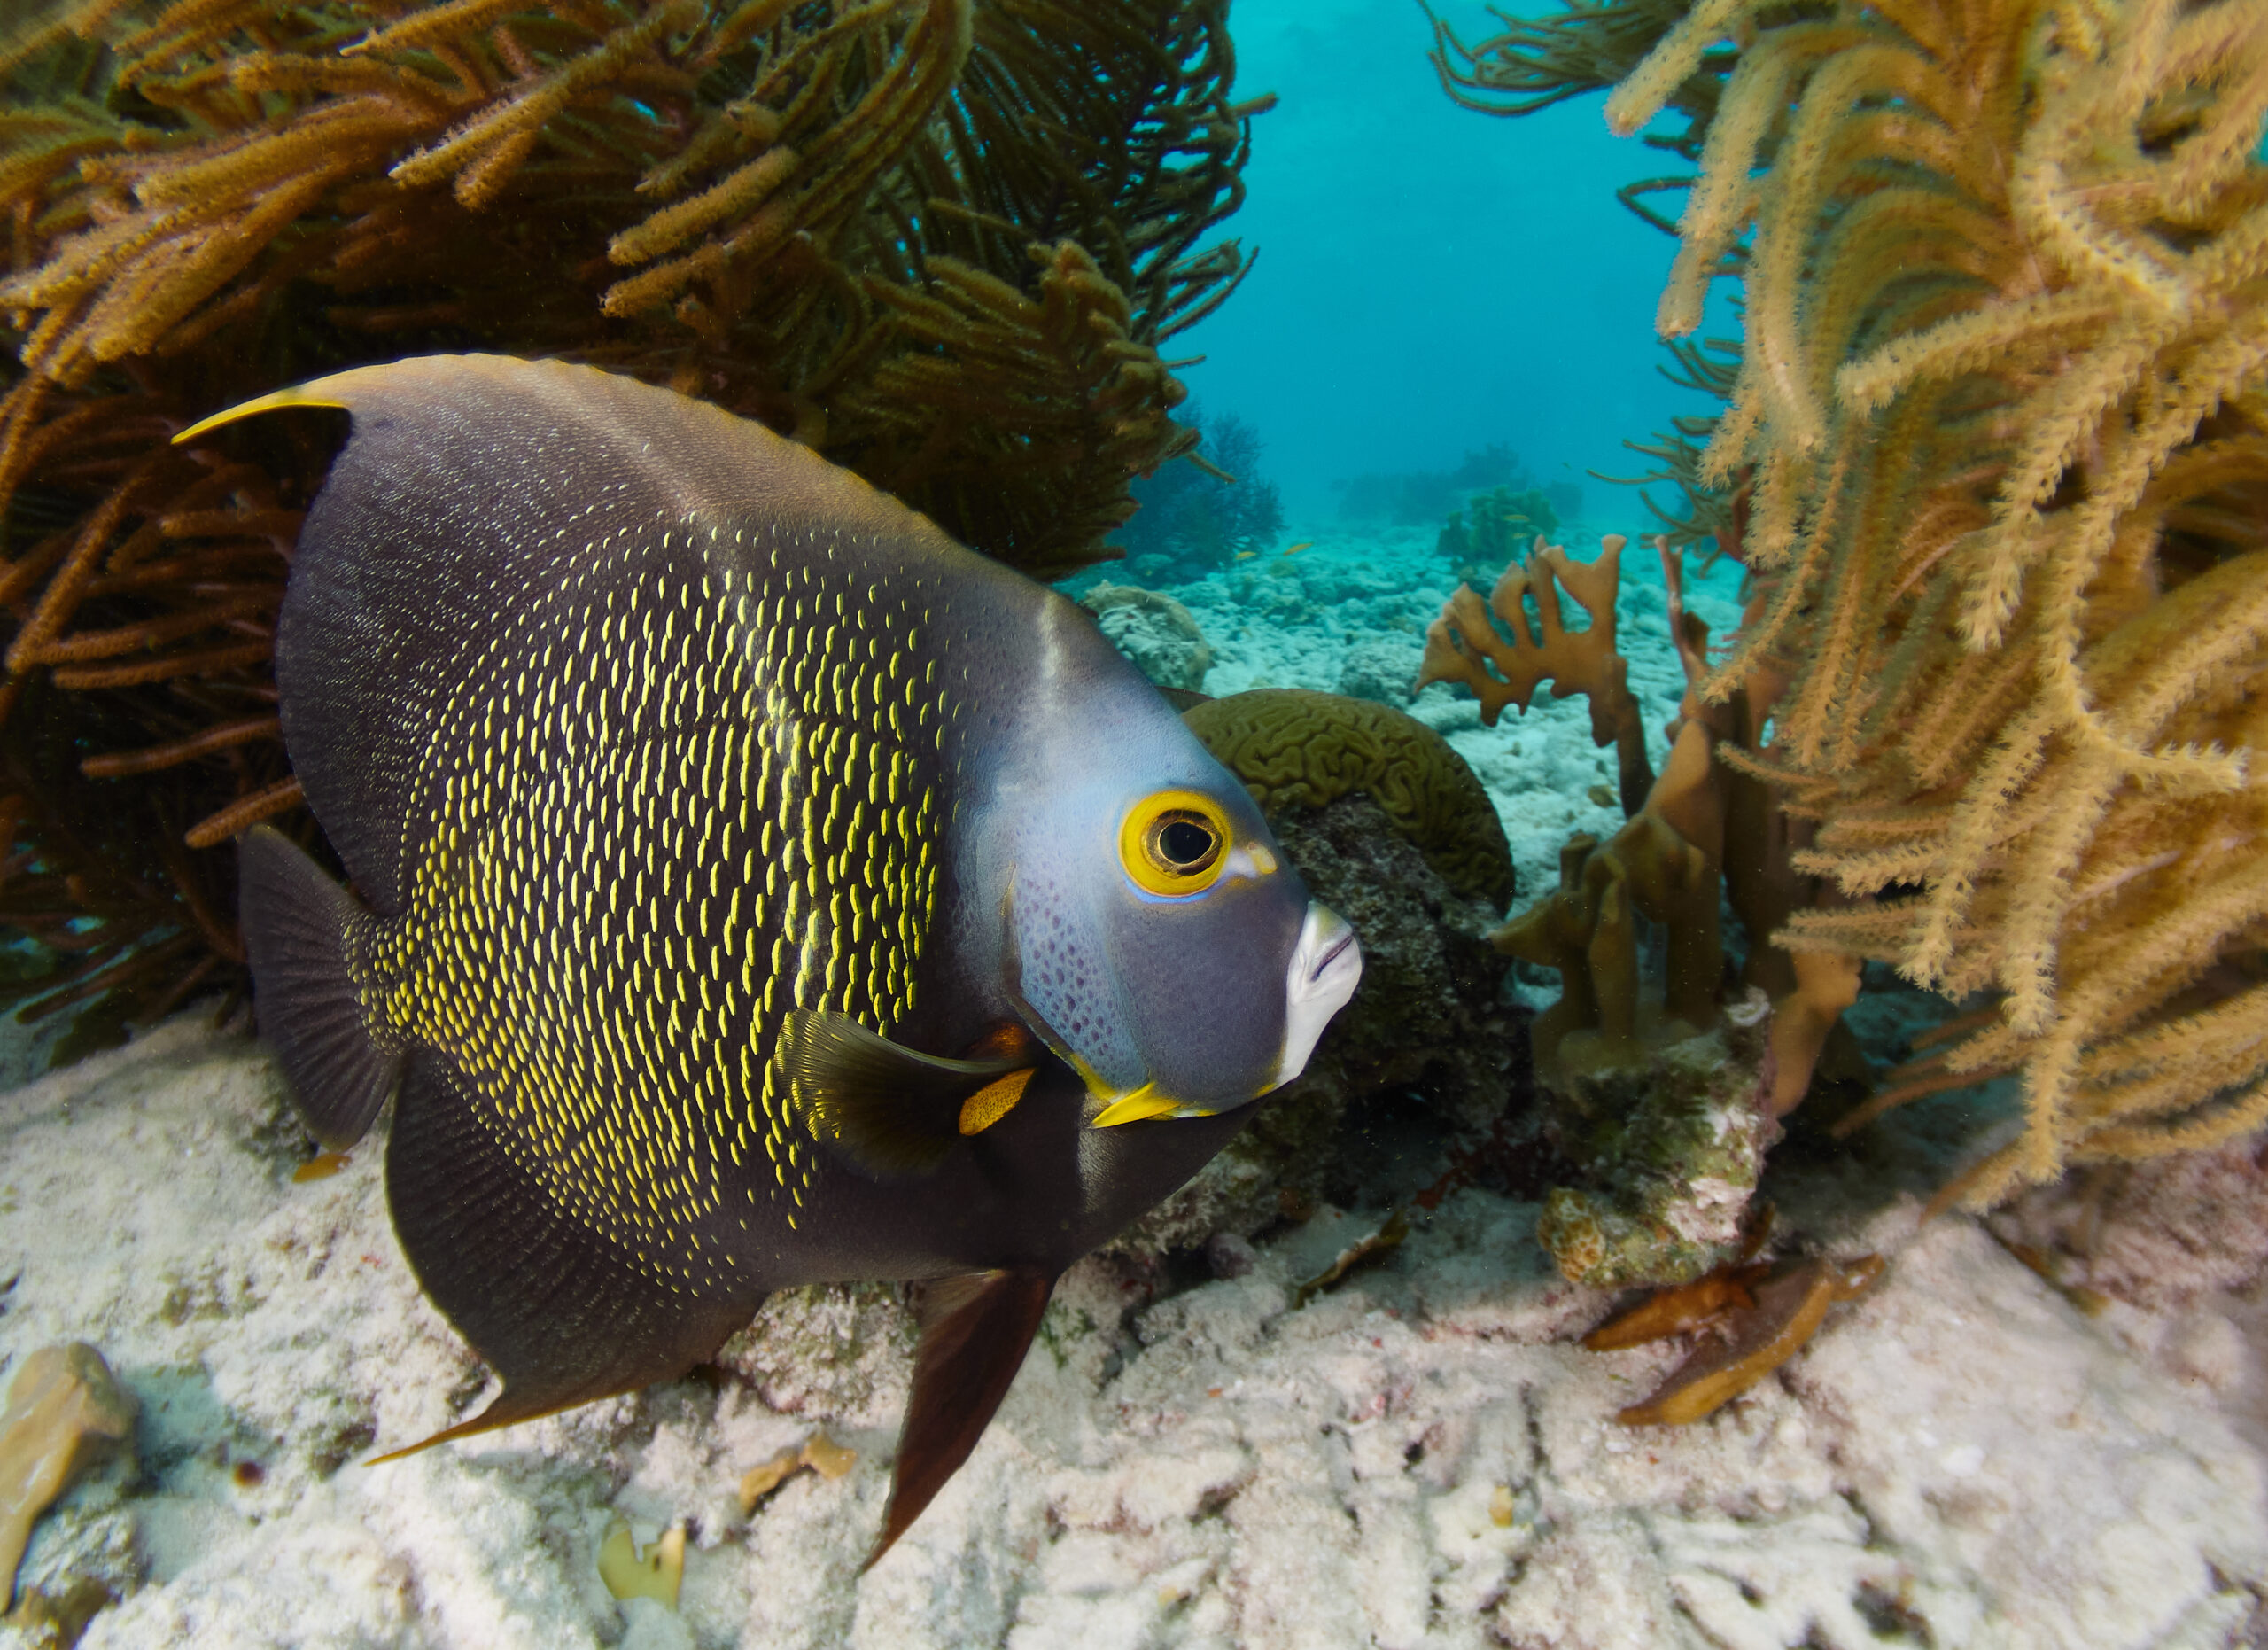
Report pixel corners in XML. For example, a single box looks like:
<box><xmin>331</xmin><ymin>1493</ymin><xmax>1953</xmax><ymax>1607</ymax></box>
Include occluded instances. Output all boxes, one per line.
<box><xmin>184</xmin><ymin>355</ymin><xmax>1362</xmax><ymax>1561</ymax></box>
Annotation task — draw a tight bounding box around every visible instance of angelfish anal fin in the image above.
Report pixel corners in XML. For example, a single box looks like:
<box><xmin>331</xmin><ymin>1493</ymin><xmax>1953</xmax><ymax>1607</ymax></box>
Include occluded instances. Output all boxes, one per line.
<box><xmin>866</xmin><ymin>1268</ymin><xmax>1055</xmax><ymax>1568</ymax></box>
<box><xmin>781</xmin><ymin>1008</ymin><xmax>1035</xmax><ymax>1177</ymax></box>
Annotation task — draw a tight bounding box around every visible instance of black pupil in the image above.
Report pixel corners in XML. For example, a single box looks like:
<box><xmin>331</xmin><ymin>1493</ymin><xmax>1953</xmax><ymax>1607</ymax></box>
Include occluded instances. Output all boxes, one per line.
<box><xmin>1159</xmin><ymin>818</ymin><xmax>1215</xmax><ymax>868</ymax></box>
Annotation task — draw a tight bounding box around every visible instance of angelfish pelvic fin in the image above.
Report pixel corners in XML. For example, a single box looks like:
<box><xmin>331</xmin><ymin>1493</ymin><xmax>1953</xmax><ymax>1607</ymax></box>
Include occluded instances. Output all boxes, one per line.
<box><xmin>866</xmin><ymin>1268</ymin><xmax>1054</xmax><ymax>1569</ymax></box>
<box><xmin>780</xmin><ymin>1008</ymin><xmax>1032</xmax><ymax>1176</ymax></box>
<box><xmin>237</xmin><ymin>825</ymin><xmax>401</xmax><ymax>1149</ymax></box>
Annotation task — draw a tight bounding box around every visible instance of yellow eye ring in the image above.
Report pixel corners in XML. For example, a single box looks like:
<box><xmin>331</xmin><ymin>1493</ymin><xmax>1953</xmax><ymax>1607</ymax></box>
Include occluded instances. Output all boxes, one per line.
<box><xmin>1119</xmin><ymin>789</ymin><xmax>1232</xmax><ymax>898</ymax></box>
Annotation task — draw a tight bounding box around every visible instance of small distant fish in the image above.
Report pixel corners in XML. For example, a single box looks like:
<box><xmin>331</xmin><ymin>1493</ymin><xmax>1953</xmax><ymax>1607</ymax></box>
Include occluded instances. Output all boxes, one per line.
<box><xmin>181</xmin><ymin>356</ymin><xmax>1363</xmax><ymax>1563</ymax></box>
<box><xmin>1284</xmin><ymin>541</ymin><xmax>1312</xmax><ymax>556</ymax></box>
<box><xmin>1235</xmin><ymin>550</ymin><xmax>1257</xmax><ymax>559</ymax></box>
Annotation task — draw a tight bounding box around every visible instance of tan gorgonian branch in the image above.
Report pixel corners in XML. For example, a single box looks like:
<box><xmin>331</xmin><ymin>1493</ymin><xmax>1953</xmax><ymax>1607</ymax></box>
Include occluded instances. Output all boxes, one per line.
<box><xmin>1532</xmin><ymin>0</ymin><xmax>2268</xmax><ymax>1197</ymax></box>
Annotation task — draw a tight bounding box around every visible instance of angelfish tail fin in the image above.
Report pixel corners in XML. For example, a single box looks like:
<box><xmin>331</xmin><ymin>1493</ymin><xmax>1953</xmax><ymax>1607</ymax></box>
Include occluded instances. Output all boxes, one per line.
<box><xmin>866</xmin><ymin>1268</ymin><xmax>1054</xmax><ymax>1569</ymax></box>
<box><xmin>237</xmin><ymin>824</ymin><xmax>401</xmax><ymax>1148</ymax></box>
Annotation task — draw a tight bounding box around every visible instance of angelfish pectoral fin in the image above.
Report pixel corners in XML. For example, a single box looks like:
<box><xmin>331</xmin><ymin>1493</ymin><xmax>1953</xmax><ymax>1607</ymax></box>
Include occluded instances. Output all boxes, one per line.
<box><xmin>781</xmin><ymin>1008</ymin><xmax>1035</xmax><ymax>1176</ymax></box>
<box><xmin>866</xmin><ymin>1268</ymin><xmax>1055</xmax><ymax>1568</ymax></box>
<box><xmin>958</xmin><ymin>1068</ymin><xmax>1035</xmax><ymax>1136</ymax></box>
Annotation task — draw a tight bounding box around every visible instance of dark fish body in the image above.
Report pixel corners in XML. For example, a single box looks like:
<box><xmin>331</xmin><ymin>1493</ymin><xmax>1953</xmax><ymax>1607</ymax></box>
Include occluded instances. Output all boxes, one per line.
<box><xmin>202</xmin><ymin>355</ymin><xmax>1360</xmax><ymax>1557</ymax></box>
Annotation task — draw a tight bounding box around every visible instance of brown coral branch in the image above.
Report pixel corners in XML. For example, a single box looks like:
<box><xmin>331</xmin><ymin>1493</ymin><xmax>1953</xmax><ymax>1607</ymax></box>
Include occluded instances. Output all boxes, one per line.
<box><xmin>183</xmin><ymin>775</ymin><xmax>304</xmax><ymax>850</ymax></box>
<box><xmin>79</xmin><ymin>714</ymin><xmax>280</xmax><ymax>779</ymax></box>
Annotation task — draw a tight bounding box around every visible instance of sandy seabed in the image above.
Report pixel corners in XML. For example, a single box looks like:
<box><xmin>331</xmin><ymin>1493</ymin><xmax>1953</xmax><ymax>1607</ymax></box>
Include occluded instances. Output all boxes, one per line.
<box><xmin>3</xmin><ymin>523</ymin><xmax>2265</xmax><ymax>1649</ymax></box>
<box><xmin>2</xmin><ymin>1011</ymin><xmax>2265</xmax><ymax>1650</ymax></box>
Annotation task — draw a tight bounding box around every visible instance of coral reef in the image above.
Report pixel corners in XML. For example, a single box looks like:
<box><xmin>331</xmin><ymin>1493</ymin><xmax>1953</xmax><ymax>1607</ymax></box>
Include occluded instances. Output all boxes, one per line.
<box><xmin>1435</xmin><ymin>0</ymin><xmax>2268</xmax><ymax>1205</ymax></box>
<box><xmin>1334</xmin><ymin>440</ymin><xmax>1557</xmax><ymax>526</ymax></box>
<box><xmin>1076</xmin><ymin>582</ymin><xmax>1214</xmax><ymax>691</ymax></box>
<box><xmin>0</xmin><ymin>0</ymin><xmax>1268</xmax><ymax>1042</ymax></box>
<box><xmin>1435</xmin><ymin>481</ymin><xmax>1562</xmax><ymax>586</ymax></box>
<box><xmin>0</xmin><ymin>1342</ymin><xmax>135</xmax><ymax>1610</ymax></box>
<box><xmin>1113</xmin><ymin>405</ymin><xmax>1285</xmax><ymax>579</ymax></box>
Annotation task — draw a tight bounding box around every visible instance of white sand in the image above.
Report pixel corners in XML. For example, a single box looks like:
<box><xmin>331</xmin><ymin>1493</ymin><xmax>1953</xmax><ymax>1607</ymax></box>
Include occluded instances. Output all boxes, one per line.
<box><xmin>1</xmin><ymin>1012</ymin><xmax>2264</xmax><ymax>1648</ymax></box>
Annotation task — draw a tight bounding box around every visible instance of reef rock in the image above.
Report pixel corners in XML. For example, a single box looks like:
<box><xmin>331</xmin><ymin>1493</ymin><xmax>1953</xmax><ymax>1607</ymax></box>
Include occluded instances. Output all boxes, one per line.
<box><xmin>1078</xmin><ymin>583</ymin><xmax>1213</xmax><ymax>692</ymax></box>
<box><xmin>1335</xmin><ymin>635</ymin><xmax>1425</xmax><ymax>705</ymax></box>
<box><xmin>1535</xmin><ymin>1001</ymin><xmax>1778</xmax><ymax>1288</ymax></box>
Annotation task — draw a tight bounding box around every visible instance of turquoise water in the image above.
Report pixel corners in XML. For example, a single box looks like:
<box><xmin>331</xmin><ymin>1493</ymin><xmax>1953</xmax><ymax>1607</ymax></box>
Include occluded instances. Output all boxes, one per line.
<box><xmin>1171</xmin><ymin>0</ymin><xmax>1734</xmax><ymax>522</ymax></box>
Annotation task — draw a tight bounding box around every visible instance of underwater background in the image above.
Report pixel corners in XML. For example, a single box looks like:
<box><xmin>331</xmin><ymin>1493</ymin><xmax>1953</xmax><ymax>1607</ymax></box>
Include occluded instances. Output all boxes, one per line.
<box><xmin>1</xmin><ymin>0</ymin><xmax>2267</xmax><ymax>1646</ymax></box>
<box><xmin>1174</xmin><ymin>0</ymin><xmax>1724</xmax><ymax>520</ymax></box>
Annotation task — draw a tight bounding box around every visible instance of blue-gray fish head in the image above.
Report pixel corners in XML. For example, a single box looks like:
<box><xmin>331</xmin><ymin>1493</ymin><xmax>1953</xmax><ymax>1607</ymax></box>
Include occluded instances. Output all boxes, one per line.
<box><xmin>985</xmin><ymin>612</ymin><xmax>1363</xmax><ymax>1127</ymax></box>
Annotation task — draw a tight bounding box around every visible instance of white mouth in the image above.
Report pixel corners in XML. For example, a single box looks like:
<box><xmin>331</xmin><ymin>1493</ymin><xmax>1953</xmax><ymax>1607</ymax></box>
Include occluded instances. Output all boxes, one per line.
<box><xmin>1270</xmin><ymin>902</ymin><xmax>1362</xmax><ymax>1089</ymax></box>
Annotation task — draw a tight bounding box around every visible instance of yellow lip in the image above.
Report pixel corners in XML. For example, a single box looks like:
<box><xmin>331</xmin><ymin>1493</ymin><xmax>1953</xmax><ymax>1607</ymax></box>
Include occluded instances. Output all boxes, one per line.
<box><xmin>1091</xmin><ymin>1084</ymin><xmax>1184</xmax><ymax>1128</ymax></box>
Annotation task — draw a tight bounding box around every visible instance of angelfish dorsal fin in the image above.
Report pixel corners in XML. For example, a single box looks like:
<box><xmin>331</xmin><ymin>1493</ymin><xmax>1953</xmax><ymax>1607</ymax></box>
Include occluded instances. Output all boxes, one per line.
<box><xmin>866</xmin><ymin>1268</ymin><xmax>1055</xmax><ymax>1568</ymax></box>
<box><xmin>780</xmin><ymin>1009</ymin><xmax>1033</xmax><ymax>1175</ymax></box>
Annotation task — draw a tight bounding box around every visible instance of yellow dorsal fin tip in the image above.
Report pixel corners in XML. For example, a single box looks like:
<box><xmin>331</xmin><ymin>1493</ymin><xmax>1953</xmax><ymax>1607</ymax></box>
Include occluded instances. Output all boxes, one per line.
<box><xmin>175</xmin><ymin>387</ymin><xmax>350</xmax><ymax>446</ymax></box>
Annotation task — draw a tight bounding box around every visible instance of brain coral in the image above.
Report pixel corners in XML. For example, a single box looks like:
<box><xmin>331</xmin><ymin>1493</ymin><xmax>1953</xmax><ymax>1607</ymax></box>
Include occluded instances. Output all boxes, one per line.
<box><xmin>1182</xmin><ymin>689</ymin><xmax>1514</xmax><ymax>908</ymax></box>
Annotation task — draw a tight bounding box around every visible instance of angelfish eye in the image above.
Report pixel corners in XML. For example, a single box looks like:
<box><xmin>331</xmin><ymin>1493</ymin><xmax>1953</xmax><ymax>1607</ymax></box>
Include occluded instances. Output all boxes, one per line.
<box><xmin>1155</xmin><ymin>814</ymin><xmax>1218</xmax><ymax>871</ymax></box>
<box><xmin>1120</xmin><ymin>789</ymin><xmax>1233</xmax><ymax>897</ymax></box>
